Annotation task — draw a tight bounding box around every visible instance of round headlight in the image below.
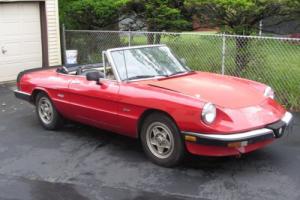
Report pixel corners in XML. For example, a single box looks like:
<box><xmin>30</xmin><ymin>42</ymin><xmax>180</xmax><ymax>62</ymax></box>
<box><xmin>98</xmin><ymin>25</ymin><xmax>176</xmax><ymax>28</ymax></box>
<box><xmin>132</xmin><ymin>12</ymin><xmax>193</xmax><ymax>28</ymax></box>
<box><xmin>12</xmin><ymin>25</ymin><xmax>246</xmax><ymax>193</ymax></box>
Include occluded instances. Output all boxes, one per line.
<box><xmin>264</xmin><ymin>86</ymin><xmax>275</xmax><ymax>99</ymax></box>
<box><xmin>201</xmin><ymin>103</ymin><xmax>216</xmax><ymax>124</ymax></box>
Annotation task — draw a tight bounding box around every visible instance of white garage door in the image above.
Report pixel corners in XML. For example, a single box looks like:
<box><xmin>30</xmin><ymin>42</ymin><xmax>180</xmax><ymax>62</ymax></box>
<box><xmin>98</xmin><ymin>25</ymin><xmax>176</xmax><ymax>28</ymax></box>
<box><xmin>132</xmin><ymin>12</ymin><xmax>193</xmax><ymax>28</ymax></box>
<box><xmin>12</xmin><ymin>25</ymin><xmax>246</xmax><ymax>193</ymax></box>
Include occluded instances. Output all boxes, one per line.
<box><xmin>0</xmin><ymin>2</ymin><xmax>42</xmax><ymax>82</ymax></box>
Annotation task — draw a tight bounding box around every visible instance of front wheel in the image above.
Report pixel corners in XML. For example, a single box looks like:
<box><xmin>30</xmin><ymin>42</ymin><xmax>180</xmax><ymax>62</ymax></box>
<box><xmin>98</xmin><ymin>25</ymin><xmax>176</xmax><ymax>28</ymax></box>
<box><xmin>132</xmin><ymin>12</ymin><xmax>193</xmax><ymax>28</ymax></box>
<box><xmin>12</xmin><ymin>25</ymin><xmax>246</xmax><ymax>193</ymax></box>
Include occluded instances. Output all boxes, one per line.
<box><xmin>36</xmin><ymin>92</ymin><xmax>63</xmax><ymax>130</ymax></box>
<box><xmin>140</xmin><ymin>113</ymin><xmax>185</xmax><ymax>167</ymax></box>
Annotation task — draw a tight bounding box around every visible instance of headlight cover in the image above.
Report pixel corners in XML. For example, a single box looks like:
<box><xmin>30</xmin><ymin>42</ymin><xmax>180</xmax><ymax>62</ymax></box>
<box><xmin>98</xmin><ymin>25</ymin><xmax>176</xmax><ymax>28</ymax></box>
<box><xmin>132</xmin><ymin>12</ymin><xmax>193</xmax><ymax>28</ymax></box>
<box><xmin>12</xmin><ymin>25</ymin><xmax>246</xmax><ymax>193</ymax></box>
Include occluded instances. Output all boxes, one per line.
<box><xmin>201</xmin><ymin>103</ymin><xmax>216</xmax><ymax>124</ymax></box>
<box><xmin>264</xmin><ymin>86</ymin><xmax>275</xmax><ymax>99</ymax></box>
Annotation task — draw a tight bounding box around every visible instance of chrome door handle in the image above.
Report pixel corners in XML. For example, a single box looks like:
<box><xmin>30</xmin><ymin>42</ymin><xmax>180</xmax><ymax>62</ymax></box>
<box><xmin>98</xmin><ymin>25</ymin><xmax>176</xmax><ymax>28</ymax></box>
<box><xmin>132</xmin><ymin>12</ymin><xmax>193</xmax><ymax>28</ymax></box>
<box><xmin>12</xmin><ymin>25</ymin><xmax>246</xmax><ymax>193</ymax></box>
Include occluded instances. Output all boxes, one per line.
<box><xmin>1</xmin><ymin>46</ymin><xmax>7</xmax><ymax>54</ymax></box>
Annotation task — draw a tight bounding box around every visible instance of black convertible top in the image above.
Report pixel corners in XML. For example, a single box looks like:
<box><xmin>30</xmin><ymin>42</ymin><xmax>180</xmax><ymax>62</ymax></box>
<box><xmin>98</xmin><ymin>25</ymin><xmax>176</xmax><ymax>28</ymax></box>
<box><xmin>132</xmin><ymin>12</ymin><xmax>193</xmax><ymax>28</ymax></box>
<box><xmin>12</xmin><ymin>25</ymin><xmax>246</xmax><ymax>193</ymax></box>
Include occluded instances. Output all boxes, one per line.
<box><xmin>64</xmin><ymin>63</ymin><xmax>103</xmax><ymax>71</ymax></box>
<box><xmin>17</xmin><ymin>63</ymin><xmax>103</xmax><ymax>84</ymax></box>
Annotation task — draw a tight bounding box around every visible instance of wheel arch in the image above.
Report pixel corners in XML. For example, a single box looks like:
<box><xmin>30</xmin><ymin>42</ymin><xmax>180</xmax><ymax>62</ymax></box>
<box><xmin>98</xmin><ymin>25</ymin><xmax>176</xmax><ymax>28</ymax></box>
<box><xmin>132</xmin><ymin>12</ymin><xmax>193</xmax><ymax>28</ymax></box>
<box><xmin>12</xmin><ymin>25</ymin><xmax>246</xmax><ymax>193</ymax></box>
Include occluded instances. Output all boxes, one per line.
<box><xmin>137</xmin><ymin>109</ymin><xmax>180</xmax><ymax>138</ymax></box>
<box><xmin>31</xmin><ymin>88</ymin><xmax>51</xmax><ymax>104</ymax></box>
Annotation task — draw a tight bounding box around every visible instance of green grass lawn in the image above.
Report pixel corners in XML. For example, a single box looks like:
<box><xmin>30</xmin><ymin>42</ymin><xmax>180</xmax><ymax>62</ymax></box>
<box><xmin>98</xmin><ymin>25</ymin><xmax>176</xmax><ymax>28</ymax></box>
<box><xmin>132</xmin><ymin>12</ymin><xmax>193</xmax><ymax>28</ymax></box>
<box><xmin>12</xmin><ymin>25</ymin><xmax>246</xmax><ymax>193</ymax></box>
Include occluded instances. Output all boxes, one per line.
<box><xmin>68</xmin><ymin>32</ymin><xmax>300</xmax><ymax>111</ymax></box>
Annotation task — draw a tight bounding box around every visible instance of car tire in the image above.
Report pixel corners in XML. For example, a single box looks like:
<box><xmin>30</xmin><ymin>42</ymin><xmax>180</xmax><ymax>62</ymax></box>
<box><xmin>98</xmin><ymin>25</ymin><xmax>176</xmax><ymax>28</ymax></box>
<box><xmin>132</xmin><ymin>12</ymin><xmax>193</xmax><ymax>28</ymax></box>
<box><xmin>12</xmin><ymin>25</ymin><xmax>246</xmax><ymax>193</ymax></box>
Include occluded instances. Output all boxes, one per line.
<box><xmin>35</xmin><ymin>92</ymin><xmax>63</xmax><ymax>130</ymax></box>
<box><xmin>140</xmin><ymin>112</ymin><xmax>185</xmax><ymax>167</ymax></box>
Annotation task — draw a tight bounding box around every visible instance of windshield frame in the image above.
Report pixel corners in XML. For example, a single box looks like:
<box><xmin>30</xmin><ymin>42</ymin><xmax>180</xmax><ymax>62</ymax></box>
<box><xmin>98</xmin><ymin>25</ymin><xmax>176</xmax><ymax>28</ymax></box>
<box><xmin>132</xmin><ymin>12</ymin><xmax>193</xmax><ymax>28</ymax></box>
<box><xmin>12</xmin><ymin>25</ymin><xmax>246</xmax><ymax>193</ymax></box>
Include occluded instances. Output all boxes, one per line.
<box><xmin>106</xmin><ymin>44</ymin><xmax>190</xmax><ymax>82</ymax></box>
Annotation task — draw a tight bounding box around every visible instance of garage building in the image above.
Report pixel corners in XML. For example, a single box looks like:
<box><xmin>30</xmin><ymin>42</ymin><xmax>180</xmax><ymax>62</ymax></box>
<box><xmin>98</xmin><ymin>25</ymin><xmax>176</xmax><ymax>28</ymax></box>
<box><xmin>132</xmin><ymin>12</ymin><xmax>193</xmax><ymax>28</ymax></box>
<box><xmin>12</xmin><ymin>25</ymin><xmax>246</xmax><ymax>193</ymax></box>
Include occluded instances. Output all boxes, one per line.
<box><xmin>0</xmin><ymin>0</ymin><xmax>61</xmax><ymax>82</ymax></box>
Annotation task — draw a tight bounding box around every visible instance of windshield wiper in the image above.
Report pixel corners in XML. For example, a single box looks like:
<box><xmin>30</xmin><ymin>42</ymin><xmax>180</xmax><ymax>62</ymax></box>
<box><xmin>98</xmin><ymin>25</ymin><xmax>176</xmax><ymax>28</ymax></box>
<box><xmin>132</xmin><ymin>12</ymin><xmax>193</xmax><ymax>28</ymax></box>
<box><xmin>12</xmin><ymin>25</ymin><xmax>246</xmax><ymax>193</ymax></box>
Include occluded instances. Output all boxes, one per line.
<box><xmin>125</xmin><ymin>75</ymin><xmax>157</xmax><ymax>81</ymax></box>
<box><xmin>168</xmin><ymin>70</ymin><xmax>193</xmax><ymax>77</ymax></box>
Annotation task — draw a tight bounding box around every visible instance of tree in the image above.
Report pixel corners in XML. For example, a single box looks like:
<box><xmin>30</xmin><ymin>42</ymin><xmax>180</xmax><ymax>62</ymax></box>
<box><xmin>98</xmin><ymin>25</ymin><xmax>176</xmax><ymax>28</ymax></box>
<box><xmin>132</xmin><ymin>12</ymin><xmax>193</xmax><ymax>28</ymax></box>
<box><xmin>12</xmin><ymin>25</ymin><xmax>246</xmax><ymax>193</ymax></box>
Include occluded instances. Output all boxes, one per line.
<box><xmin>285</xmin><ymin>0</ymin><xmax>300</xmax><ymax>30</ymax></box>
<box><xmin>59</xmin><ymin>0</ymin><xmax>128</xmax><ymax>30</ymax></box>
<box><xmin>59</xmin><ymin>0</ymin><xmax>130</xmax><ymax>64</ymax></box>
<box><xmin>123</xmin><ymin>0</ymin><xmax>192</xmax><ymax>43</ymax></box>
<box><xmin>286</xmin><ymin>0</ymin><xmax>300</xmax><ymax>15</ymax></box>
<box><xmin>185</xmin><ymin>0</ymin><xmax>289</xmax><ymax>35</ymax></box>
<box><xmin>185</xmin><ymin>0</ymin><xmax>291</xmax><ymax>73</ymax></box>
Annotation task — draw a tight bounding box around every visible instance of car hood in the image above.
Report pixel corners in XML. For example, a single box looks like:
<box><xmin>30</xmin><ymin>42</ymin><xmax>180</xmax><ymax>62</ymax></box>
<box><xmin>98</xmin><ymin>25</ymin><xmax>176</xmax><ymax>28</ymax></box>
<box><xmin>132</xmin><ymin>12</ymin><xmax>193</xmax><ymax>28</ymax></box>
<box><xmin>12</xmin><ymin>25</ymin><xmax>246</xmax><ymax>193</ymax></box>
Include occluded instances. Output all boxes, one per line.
<box><xmin>146</xmin><ymin>72</ymin><xmax>266</xmax><ymax>108</ymax></box>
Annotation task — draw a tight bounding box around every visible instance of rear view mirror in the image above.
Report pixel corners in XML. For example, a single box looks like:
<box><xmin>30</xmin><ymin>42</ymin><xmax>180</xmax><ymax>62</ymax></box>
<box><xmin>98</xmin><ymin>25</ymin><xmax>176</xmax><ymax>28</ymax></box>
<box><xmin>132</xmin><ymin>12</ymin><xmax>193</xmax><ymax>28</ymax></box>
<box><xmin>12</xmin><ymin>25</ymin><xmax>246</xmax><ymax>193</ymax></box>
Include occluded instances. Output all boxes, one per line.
<box><xmin>86</xmin><ymin>71</ymin><xmax>104</xmax><ymax>84</ymax></box>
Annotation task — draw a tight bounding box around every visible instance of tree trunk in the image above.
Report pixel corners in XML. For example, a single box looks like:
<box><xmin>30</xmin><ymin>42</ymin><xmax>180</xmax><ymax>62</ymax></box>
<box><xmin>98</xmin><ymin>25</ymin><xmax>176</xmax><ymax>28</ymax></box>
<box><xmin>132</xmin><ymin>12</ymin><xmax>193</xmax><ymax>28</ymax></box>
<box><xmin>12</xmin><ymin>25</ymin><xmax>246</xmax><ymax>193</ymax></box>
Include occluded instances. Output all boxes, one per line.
<box><xmin>235</xmin><ymin>37</ymin><xmax>250</xmax><ymax>75</ymax></box>
<box><xmin>154</xmin><ymin>34</ymin><xmax>161</xmax><ymax>44</ymax></box>
<box><xmin>147</xmin><ymin>33</ymin><xmax>155</xmax><ymax>44</ymax></box>
<box><xmin>147</xmin><ymin>33</ymin><xmax>161</xmax><ymax>44</ymax></box>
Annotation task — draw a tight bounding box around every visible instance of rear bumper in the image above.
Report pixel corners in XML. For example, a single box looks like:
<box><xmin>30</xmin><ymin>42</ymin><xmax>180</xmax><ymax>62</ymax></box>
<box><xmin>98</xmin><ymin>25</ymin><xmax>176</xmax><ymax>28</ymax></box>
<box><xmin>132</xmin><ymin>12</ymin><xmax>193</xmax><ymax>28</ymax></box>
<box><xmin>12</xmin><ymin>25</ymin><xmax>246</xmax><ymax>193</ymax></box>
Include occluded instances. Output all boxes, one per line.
<box><xmin>183</xmin><ymin>112</ymin><xmax>293</xmax><ymax>156</ymax></box>
<box><xmin>14</xmin><ymin>90</ymin><xmax>31</xmax><ymax>102</ymax></box>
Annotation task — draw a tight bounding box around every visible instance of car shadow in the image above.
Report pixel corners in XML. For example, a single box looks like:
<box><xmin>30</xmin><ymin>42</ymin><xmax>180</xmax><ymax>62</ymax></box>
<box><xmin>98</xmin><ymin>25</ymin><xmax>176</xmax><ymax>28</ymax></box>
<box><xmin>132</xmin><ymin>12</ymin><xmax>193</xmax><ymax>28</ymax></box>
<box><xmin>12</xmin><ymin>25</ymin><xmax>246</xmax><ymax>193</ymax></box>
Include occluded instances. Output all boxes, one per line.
<box><xmin>59</xmin><ymin>120</ymin><xmax>144</xmax><ymax>153</ymax></box>
<box><xmin>57</xmin><ymin>120</ymin><xmax>274</xmax><ymax>171</ymax></box>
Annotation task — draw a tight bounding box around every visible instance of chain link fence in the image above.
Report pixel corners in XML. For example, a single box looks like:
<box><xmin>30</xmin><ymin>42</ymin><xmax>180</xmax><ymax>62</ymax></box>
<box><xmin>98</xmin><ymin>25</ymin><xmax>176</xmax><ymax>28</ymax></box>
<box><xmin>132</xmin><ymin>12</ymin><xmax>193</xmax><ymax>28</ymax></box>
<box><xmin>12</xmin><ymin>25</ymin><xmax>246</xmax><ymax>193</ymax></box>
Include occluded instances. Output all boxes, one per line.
<box><xmin>63</xmin><ymin>30</ymin><xmax>300</xmax><ymax>111</ymax></box>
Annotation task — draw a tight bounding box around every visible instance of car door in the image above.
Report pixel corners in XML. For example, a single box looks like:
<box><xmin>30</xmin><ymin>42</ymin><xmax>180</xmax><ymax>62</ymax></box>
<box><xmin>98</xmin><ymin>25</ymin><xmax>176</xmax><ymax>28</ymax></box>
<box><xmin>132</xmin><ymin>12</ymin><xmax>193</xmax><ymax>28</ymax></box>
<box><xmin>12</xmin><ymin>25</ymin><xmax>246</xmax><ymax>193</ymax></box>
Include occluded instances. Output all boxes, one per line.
<box><xmin>67</xmin><ymin>55</ymin><xmax>121</xmax><ymax>132</ymax></box>
<box><xmin>68</xmin><ymin>76</ymin><xmax>120</xmax><ymax>131</ymax></box>
<box><xmin>47</xmin><ymin>72</ymin><xmax>76</xmax><ymax>120</ymax></box>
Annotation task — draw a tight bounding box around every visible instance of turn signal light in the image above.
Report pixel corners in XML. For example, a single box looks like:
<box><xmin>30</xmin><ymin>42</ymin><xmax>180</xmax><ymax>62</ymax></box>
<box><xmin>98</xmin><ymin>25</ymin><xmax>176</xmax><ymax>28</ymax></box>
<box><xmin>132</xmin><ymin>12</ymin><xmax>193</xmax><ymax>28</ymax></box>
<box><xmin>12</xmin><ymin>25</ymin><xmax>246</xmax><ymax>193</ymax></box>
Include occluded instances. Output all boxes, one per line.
<box><xmin>228</xmin><ymin>141</ymin><xmax>248</xmax><ymax>148</ymax></box>
<box><xmin>185</xmin><ymin>135</ymin><xmax>197</xmax><ymax>142</ymax></box>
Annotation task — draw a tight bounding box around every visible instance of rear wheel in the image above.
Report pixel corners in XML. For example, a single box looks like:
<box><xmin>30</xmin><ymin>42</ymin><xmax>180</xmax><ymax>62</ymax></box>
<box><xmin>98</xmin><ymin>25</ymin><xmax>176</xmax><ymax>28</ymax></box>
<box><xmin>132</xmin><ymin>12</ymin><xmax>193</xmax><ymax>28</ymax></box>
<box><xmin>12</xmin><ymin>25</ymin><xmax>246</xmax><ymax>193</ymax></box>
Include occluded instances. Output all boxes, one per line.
<box><xmin>140</xmin><ymin>113</ymin><xmax>185</xmax><ymax>167</ymax></box>
<box><xmin>36</xmin><ymin>92</ymin><xmax>63</xmax><ymax>130</ymax></box>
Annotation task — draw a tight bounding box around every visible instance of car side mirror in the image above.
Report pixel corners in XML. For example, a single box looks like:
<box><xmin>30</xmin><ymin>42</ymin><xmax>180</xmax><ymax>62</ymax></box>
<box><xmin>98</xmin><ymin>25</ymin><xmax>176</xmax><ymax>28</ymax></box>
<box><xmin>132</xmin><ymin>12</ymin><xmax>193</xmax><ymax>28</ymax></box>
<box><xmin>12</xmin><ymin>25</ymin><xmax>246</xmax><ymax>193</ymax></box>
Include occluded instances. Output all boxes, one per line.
<box><xmin>86</xmin><ymin>71</ymin><xmax>104</xmax><ymax>85</ymax></box>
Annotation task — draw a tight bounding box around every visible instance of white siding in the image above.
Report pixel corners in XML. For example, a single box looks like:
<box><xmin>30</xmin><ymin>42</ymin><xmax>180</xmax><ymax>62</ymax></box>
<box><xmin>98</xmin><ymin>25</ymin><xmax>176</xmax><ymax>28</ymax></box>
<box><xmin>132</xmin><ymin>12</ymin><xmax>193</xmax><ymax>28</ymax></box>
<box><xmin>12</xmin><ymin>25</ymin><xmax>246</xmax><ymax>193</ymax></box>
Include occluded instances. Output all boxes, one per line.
<box><xmin>45</xmin><ymin>0</ymin><xmax>61</xmax><ymax>66</ymax></box>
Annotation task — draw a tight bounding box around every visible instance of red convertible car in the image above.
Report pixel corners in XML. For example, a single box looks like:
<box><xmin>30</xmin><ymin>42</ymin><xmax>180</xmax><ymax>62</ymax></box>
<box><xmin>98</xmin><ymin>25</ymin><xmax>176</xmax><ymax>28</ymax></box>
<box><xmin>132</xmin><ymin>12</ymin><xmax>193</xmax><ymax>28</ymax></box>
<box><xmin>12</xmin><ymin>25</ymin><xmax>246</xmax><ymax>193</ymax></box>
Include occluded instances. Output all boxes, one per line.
<box><xmin>14</xmin><ymin>45</ymin><xmax>292</xmax><ymax>167</ymax></box>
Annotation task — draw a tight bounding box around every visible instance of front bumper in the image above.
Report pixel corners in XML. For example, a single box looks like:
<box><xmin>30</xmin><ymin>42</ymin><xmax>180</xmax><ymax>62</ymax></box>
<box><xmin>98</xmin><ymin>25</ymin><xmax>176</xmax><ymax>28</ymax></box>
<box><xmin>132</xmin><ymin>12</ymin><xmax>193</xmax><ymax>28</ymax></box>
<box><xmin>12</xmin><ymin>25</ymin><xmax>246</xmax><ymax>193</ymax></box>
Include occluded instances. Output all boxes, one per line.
<box><xmin>183</xmin><ymin>112</ymin><xmax>293</xmax><ymax>156</ymax></box>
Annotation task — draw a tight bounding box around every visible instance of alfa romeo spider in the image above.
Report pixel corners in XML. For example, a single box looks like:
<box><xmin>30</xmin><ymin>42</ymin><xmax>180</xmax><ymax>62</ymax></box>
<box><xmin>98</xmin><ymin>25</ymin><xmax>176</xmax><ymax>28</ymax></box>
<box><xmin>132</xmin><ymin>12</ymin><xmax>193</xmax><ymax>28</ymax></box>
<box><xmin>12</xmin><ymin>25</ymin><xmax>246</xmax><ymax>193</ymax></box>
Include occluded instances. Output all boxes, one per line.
<box><xmin>14</xmin><ymin>45</ymin><xmax>293</xmax><ymax>167</ymax></box>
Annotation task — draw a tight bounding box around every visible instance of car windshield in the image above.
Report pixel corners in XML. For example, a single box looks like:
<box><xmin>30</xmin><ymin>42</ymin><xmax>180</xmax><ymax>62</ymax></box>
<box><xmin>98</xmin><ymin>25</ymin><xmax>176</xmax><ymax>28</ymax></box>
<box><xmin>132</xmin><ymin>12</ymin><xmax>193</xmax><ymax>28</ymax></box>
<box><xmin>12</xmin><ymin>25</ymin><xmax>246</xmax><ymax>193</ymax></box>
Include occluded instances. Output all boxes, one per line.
<box><xmin>110</xmin><ymin>46</ymin><xmax>190</xmax><ymax>81</ymax></box>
